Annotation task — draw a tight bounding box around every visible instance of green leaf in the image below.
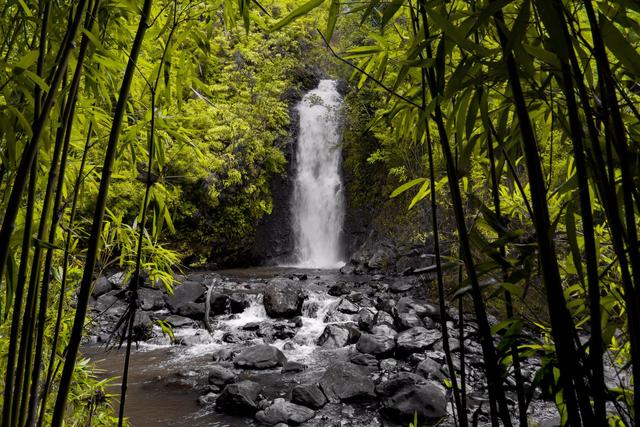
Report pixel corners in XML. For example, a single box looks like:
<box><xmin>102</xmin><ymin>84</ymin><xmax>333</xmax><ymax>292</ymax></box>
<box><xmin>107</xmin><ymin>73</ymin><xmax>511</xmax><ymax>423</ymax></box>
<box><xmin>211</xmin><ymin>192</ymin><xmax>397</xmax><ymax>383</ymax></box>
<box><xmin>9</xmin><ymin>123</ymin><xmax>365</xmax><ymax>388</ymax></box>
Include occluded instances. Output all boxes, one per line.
<box><xmin>270</xmin><ymin>0</ymin><xmax>325</xmax><ymax>32</ymax></box>
<box><xmin>390</xmin><ymin>177</ymin><xmax>426</xmax><ymax>198</ymax></box>
<box><xmin>380</xmin><ymin>0</ymin><xmax>404</xmax><ymax>28</ymax></box>
<box><xmin>599</xmin><ymin>14</ymin><xmax>640</xmax><ymax>76</ymax></box>
<box><xmin>326</xmin><ymin>0</ymin><xmax>340</xmax><ymax>42</ymax></box>
<box><xmin>11</xmin><ymin>50</ymin><xmax>39</xmax><ymax>74</ymax></box>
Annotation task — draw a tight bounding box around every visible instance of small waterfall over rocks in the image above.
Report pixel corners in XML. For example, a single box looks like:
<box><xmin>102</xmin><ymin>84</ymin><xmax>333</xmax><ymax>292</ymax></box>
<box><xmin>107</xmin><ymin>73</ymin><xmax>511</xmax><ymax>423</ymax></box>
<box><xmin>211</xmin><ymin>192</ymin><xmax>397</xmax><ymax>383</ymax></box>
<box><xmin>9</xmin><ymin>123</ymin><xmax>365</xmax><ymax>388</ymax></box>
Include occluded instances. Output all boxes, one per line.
<box><xmin>291</xmin><ymin>80</ymin><xmax>345</xmax><ymax>269</ymax></box>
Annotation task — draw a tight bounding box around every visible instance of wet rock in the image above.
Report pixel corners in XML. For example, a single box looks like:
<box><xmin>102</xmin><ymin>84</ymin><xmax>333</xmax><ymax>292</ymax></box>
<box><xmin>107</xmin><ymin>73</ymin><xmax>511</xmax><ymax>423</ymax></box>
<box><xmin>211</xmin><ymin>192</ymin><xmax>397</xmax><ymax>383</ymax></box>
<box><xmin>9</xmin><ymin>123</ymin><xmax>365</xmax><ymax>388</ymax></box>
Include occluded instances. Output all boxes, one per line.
<box><xmin>317</xmin><ymin>324</ymin><xmax>350</xmax><ymax>348</ymax></box>
<box><xmin>208</xmin><ymin>365</ymin><xmax>237</xmax><ymax>387</ymax></box>
<box><xmin>175</xmin><ymin>302</ymin><xmax>205</xmax><ymax>320</ymax></box>
<box><xmin>339</xmin><ymin>263</ymin><xmax>357</xmax><ymax>275</ymax></box>
<box><xmin>197</xmin><ymin>392</ymin><xmax>217</xmax><ymax>407</ymax></box>
<box><xmin>282</xmin><ymin>361</ymin><xmax>307</xmax><ymax>373</ymax></box>
<box><xmin>291</xmin><ymin>384</ymin><xmax>327</xmax><ymax>409</ymax></box>
<box><xmin>356</xmin><ymin>333</ymin><xmax>396</xmax><ymax>358</ymax></box>
<box><xmin>422</xmin><ymin>302</ymin><xmax>443</xmax><ymax>320</ymax></box>
<box><xmin>292</xmin><ymin>273</ymin><xmax>308</xmax><ymax>281</ymax></box>
<box><xmin>210</xmin><ymin>293</ymin><xmax>250</xmax><ymax>315</ymax></box>
<box><xmin>216</xmin><ymin>380</ymin><xmax>262</xmax><ymax>415</ymax></box>
<box><xmin>396</xmin><ymin>327</ymin><xmax>441</xmax><ymax>357</ymax></box>
<box><xmin>319</xmin><ymin>362</ymin><xmax>376</xmax><ymax>403</ymax></box>
<box><xmin>243</xmin><ymin>322</ymin><xmax>261</xmax><ymax>331</ymax></box>
<box><xmin>350</xmin><ymin>353</ymin><xmax>378</xmax><ymax>368</ymax></box>
<box><xmin>94</xmin><ymin>291</ymin><xmax>124</xmax><ymax>313</ymax></box>
<box><xmin>138</xmin><ymin>288</ymin><xmax>165</xmax><ymax>311</ymax></box>
<box><xmin>254</xmin><ymin>398</ymin><xmax>315</xmax><ymax>425</ymax></box>
<box><xmin>234</xmin><ymin>344</ymin><xmax>287</xmax><ymax>369</ymax></box>
<box><xmin>263</xmin><ymin>281</ymin><xmax>305</xmax><ymax>318</ymax></box>
<box><xmin>165</xmin><ymin>281</ymin><xmax>204</xmax><ymax>313</ymax></box>
<box><xmin>328</xmin><ymin>282</ymin><xmax>350</xmax><ymax>296</ymax></box>
<box><xmin>357</xmin><ymin>308</ymin><xmax>376</xmax><ymax>332</ymax></box>
<box><xmin>396</xmin><ymin>297</ymin><xmax>429</xmax><ymax>317</ymax></box>
<box><xmin>336</xmin><ymin>298</ymin><xmax>359</xmax><ymax>314</ymax></box>
<box><xmin>212</xmin><ymin>348</ymin><xmax>235</xmax><ymax>362</ymax></box>
<box><xmin>368</xmin><ymin>246</ymin><xmax>397</xmax><ymax>270</ymax></box>
<box><xmin>415</xmin><ymin>357</ymin><xmax>445</xmax><ymax>381</ymax></box>
<box><xmin>376</xmin><ymin>373</ymin><xmax>447</xmax><ymax>424</ymax></box>
<box><xmin>258</xmin><ymin>321</ymin><xmax>297</xmax><ymax>342</ymax></box>
<box><xmin>374</xmin><ymin>310</ymin><xmax>395</xmax><ymax>327</ymax></box>
<box><xmin>375</xmin><ymin>298</ymin><xmax>396</xmax><ymax>315</ymax></box>
<box><xmin>396</xmin><ymin>312</ymin><xmax>424</xmax><ymax>330</ymax></box>
<box><xmin>91</xmin><ymin>276</ymin><xmax>113</xmax><ymax>298</ymax></box>
<box><xmin>389</xmin><ymin>278</ymin><xmax>415</xmax><ymax>293</ymax></box>
<box><xmin>132</xmin><ymin>311</ymin><xmax>154</xmax><ymax>341</ymax></box>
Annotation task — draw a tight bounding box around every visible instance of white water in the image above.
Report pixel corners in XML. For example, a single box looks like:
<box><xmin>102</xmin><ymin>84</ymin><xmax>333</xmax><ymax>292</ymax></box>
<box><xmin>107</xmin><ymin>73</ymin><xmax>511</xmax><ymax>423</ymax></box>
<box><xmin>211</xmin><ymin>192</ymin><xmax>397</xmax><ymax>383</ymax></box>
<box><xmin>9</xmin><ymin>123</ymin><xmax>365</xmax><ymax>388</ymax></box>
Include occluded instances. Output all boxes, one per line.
<box><xmin>291</xmin><ymin>80</ymin><xmax>345</xmax><ymax>269</ymax></box>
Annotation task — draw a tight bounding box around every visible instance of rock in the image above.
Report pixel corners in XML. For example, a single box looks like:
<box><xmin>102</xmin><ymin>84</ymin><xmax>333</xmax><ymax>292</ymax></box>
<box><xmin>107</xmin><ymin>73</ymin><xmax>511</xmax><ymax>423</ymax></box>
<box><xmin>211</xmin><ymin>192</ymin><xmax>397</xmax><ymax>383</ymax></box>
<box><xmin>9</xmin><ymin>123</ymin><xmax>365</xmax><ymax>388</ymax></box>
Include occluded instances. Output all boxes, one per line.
<box><xmin>339</xmin><ymin>263</ymin><xmax>357</xmax><ymax>275</ymax></box>
<box><xmin>374</xmin><ymin>310</ymin><xmax>395</xmax><ymax>327</ymax></box>
<box><xmin>208</xmin><ymin>365</ymin><xmax>237</xmax><ymax>387</ymax></box>
<box><xmin>368</xmin><ymin>246</ymin><xmax>397</xmax><ymax>270</ymax></box>
<box><xmin>357</xmin><ymin>308</ymin><xmax>376</xmax><ymax>332</ymax></box>
<box><xmin>396</xmin><ymin>327</ymin><xmax>441</xmax><ymax>357</ymax></box>
<box><xmin>263</xmin><ymin>281</ymin><xmax>305</xmax><ymax>318</ymax></box>
<box><xmin>389</xmin><ymin>278</ymin><xmax>415</xmax><ymax>293</ymax></box>
<box><xmin>415</xmin><ymin>357</ymin><xmax>445</xmax><ymax>381</ymax></box>
<box><xmin>212</xmin><ymin>348</ymin><xmax>235</xmax><ymax>362</ymax></box>
<box><xmin>396</xmin><ymin>312</ymin><xmax>424</xmax><ymax>330</ymax></box>
<box><xmin>132</xmin><ymin>311</ymin><xmax>154</xmax><ymax>341</ymax></box>
<box><xmin>165</xmin><ymin>281</ymin><xmax>204</xmax><ymax>313</ymax></box>
<box><xmin>422</xmin><ymin>302</ymin><xmax>443</xmax><ymax>320</ymax></box>
<box><xmin>216</xmin><ymin>380</ymin><xmax>262</xmax><ymax>415</ymax></box>
<box><xmin>138</xmin><ymin>288</ymin><xmax>165</xmax><ymax>311</ymax></box>
<box><xmin>291</xmin><ymin>384</ymin><xmax>327</xmax><ymax>409</ymax></box>
<box><xmin>356</xmin><ymin>333</ymin><xmax>396</xmax><ymax>358</ymax></box>
<box><xmin>350</xmin><ymin>353</ymin><xmax>378</xmax><ymax>368</ymax></box>
<box><xmin>175</xmin><ymin>302</ymin><xmax>205</xmax><ymax>320</ymax></box>
<box><xmin>91</xmin><ymin>276</ymin><xmax>113</xmax><ymax>298</ymax></box>
<box><xmin>234</xmin><ymin>345</ymin><xmax>287</xmax><ymax>369</ymax></box>
<box><xmin>319</xmin><ymin>362</ymin><xmax>376</xmax><ymax>403</ymax></box>
<box><xmin>293</xmin><ymin>273</ymin><xmax>308</xmax><ymax>280</ymax></box>
<box><xmin>254</xmin><ymin>398</ymin><xmax>315</xmax><ymax>425</ymax></box>
<box><xmin>336</xmin><ymin>298</ymin><xmax>359</xmax><ymax>314</ymax></box>
<box><xmin>396</xmin><ymin>297</ymin><xmax>429</xmax><ymax>317</ymax></box>
<box><xmin>328</xmin><ymin>282</ymin><xmax>350</xmax><ymax>296</ymax></box>
<box><xmin>317</xmin><ymin>324</ymin><xmax>350</xmax><ymax>348</ymax></box>
<box><xmin>375</xmin><ymin>297</ymin><xmax>396</xmax><ymax>315</ymax></box>
<box><xmin>197</xmin><ymin>392</ymin><xmax>217</xmax><ymax>407</ymax></box>
<box><xmin>210</xmin><ymin>293</ymin><xmax>249</xmax><ymax>315</ymax></box>
<box><xmin>282</xmin><ymin>361</ymin><xmax>307</xmax><ymax>373</ymax></box>
<box><xmin>377</xmin><ymin>373</ymin><xmax>447</xmax><ymax>424</ymax></box>
<box><xmin>108</xmin><ymin>272</ymin><xmax>126</xmax><ymax>286</ymax></box>
<box><xmin>165</xmin><ymin>315</ymin><xmax>196</xmax><ymax>328</ymax></box>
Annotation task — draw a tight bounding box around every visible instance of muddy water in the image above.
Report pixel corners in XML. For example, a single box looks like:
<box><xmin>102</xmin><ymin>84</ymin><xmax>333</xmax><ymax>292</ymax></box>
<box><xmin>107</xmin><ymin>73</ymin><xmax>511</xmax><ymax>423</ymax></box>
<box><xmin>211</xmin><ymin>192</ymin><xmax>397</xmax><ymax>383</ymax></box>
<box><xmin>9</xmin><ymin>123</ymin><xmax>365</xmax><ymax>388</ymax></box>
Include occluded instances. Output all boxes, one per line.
<box><xmin>85</xmin><ymin>267</ymin><xmax>374</xmax><ymax>426</ymax></box>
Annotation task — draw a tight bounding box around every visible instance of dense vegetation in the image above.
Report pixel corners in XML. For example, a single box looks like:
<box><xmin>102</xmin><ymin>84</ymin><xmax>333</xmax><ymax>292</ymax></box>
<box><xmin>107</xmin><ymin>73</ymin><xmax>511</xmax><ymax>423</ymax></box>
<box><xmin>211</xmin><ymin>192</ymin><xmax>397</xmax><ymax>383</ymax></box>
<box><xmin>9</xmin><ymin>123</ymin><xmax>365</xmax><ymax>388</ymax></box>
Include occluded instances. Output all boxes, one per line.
<box><xmin>0</xmin><ymin>0</ymin><xmax>639</xmax><ymax>426</ymax></box>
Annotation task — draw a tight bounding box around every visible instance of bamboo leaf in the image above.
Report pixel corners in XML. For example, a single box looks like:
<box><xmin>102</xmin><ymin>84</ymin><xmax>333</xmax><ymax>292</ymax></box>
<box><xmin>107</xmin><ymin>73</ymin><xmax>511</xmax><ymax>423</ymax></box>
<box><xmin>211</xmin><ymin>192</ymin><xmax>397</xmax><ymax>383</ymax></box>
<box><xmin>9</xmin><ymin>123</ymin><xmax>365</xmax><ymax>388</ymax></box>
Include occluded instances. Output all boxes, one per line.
<box><xmin>326</xmin><ymin>0</ymin><xmax>340</xmax><ymax>42</ymax></box>
<box><xmin>270</xmin><ymin>0</ymin><xmax>325</xmax><ymax>32</ymax></box>
<box><xmin>599</xmin><ymin>14</ymin><xmax>640</xmax><ymax>76</ymax></box>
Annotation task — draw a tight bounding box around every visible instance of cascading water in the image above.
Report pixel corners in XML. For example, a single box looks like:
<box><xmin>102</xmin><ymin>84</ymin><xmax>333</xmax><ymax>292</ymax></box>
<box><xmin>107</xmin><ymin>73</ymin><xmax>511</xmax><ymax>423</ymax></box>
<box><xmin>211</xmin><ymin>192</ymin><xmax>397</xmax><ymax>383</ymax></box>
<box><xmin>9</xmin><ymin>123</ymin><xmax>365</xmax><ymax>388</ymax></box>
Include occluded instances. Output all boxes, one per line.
<box><xmin>291</xmin><ymin>80</ymin><xmax>345</xmax><ymax>269</ymax></box>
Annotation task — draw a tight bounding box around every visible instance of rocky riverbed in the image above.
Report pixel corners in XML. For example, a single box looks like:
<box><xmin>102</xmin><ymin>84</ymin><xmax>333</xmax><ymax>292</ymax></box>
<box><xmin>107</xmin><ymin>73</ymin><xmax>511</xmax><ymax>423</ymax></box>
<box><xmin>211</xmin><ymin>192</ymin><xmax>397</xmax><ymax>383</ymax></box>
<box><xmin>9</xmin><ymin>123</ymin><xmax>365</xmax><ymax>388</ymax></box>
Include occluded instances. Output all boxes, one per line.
<box><xmin>85</xmin><ymin>267</ymin><xmax>561</xmax><ymax>426</ymax></box>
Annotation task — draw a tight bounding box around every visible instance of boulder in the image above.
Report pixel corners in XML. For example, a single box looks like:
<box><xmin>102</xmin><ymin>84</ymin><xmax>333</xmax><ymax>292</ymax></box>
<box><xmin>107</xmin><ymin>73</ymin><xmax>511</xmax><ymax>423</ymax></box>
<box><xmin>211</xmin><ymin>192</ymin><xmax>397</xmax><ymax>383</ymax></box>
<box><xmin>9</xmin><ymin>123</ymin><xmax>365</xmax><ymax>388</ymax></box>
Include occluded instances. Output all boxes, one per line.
<box><xmin>254</xmin><ymin>398</ymin><xmax>315</xmax><ymax>425</ymax></box>
<box><xmin>328</xmin><ymin>282</ymin><xmax>350</xmax><ymax>296</ymax></box>
<box><xmin>210</xmin><ymin>293</ymin><xmax>250</xmax><ymax>315</ymax></box>
<box><xmin>216</xmin><ymin>380</ymin><xmax>262</xmax><ymax>415</ymax></box>
<box><xmin>263</xmin><ymin>281</ymin><xmax>305</xmax><ymax>318</ymax></box>
<box><xmin>165</xmin><ymin>281</ymin><xmax>204</xmax><ymax>313</ymax></box>
<box><xmin>389</xmin><ymin>278</ymin><xmax>415</xmax><ymax>293</ymax></box>
<box><xmin>368</xmin><ymin>245</ymin><xmax>397</xmax><ymax>270</ymax></box>
<box><xmin>336</xmin><ymin>298</ymin><xmax>359</xmax><ymax>314</ymax></box>
<box><xmin>415</xmin><ymin>358</ymin><xmax>445</xmax><ymax>381</ymax></box>
<box><xmin>165</xmin><ymin>315</ymin><xmax>197</xmax><ymax>328</ymax></box>
<box><xmin>91</xmin><ymin>276</ymin><xmax>113</xmax><ymax>298</ymax></box>
<box><xmin>132</xmin><ymin>311</ymin><xmax>154</xmax><ymax>341</ymax></box>
<box><xmin>291</xmin><ymin>384</ymin><xmax>327</xmax><ymax>409</ymax></box>
<box><xmin>396</xmin><ymin>297</ymin><xmax>429</xmax><ymax>317</ymax></box>
<box><xmin>377</xmin><ymin>373</ymin><xmax>447</xmax><ymax>423</ymax></box>
<box><xmin>356</xmin><ymin>334</ymin><xmax>396</xmax><ymax>357</ymax></box>
<box><xmin>138</xmin><ymin>288</ymin><xmax>165</xmax><ymax>311</ymax></box>
<box><xmin>282</xmin><ymin>361</ymin><xmax>307</xmax><ymax>373</ymax></box>
<box><xmin>316</xmin><ymin>324</ymin><xmax>350</xmax><ymax>348</ymax></box>
<box><xmin>374</xmin><ymin>310</ymin><xmax>395</xmax><ymax>327</ymax></box>
<box><xmin>208</xmin><ymin>365</ymin><xmax>237</xmax><ymax>387</ymax></box>
<box><xmin>396</xmin><ymin>312</ymin><xmax>424</xmax><ymax>330</ymax></box>
<box><xmin>396</xmin><ymin>327</ymin><xmax>441</xmax><ymax>357</ymax></box>
<box><xmin>319</xmin><ymin>362</ymin><xmax>375</xmax><ymax>403</ymax></box>
<box><xmin>234</xmin><ymin>345</ymin><xmax>287</xmax><ymax>369</ymax></box>
<box><xmin>357</xmin><ymin>308</ymin><xmax>376</xmax><ymax>332</ymax></box>
<box><xmin>350</xmin><ymin>353</ymin><xmax>378</xmax><ymax>368</ymax></box>
<box><xmin>175</xmin><ymin>302</ymin><xmax>205</xmax><ymax>320</ymax></box>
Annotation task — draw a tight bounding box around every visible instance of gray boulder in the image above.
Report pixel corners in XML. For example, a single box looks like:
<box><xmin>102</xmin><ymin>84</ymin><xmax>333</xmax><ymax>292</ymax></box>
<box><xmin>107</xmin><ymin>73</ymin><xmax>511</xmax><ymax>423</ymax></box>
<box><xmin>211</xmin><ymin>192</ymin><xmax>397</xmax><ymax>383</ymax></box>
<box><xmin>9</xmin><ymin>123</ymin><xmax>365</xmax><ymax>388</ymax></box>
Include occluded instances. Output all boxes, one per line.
<box><xmin>234</xmin><ymin>345</ymin><xmax>287</xmax><ymax>369</ymax></box>
<box><xmin>91</xmin><ymin>276</ymin><xmax>113</xmax><ymax>298</ymax></box>
<box><xmin>415</xmin><ymin>357</ymin><xmax>445</xmax><ymax>381</ymax></box>
<box><xmin>396</xmin><ymin>327</ymin><xmax>441</xmax><ymax>357</ymax></box>
<box><xmin>374</xmin><ymin>310</ymin><xmax>395</xmax><ymax>327</ymax></box>
<box><xmin>319</xmin><ymin>362</ymin><xmax>375</xmax><ymax>403</ymax></box>
<box><xmin>175</xmin><ymin>302</ymin><xmax>205</xmax><ymax>320</ymax></box>
<box><xmin>210</xmin><ymin>293</ymin><xmax>249</xmax><ymax>315</ymax></box>
<box><xmin>396</xmin><ymin>297</ymin><xmax>429</xmax><ymax>317</ymax></box>
<box><xmin>165</xmin><ymin>281</ymin><xmax>204</xmax><ymax>313</ymax></box>
<box><xmin>165</xmin><ymin>315</ymin><xmax>196</xmax><ymax>328</ymax></box>
<box><xmin>357</xmin><ymin>308</ymin><xmax>375</xmax><ymax>332</ymax></box>
<box><xmin>291</xmin><ymin>384</ymin><xmax>327</xmax><ymax>409</ymax></box>
<box><xmin>376</xmin><ymin>373</ymin><xmax>447</xmax><ymax>423</ymax></box>
<box><xmin>336</xmin><ymin>298</ymin><xmax>358</xmax><ymax>314</ymax></box>
<box><xmin>216</xmin><ymin>380</ymin><xmax>262</xmax><ymax>415</ymax></box>
<box><xmin>263</xmin><ymin>280</ymin><xmax>305</xmax><ymax>318</ymax></box>
<box><xmin>254</xmin><ymin>398</ymin><xmax>315</xmax><ymax>425</ymax></box>
<box><xmin>396</xmin><ymin>312</ymin><xmax>424</xmax><ymax>330</ymax></box>
<box><xmin>138</xmin><ymin>288</ymin><xmax>165</xmax><ymax>311</ymax></box>
<box><xmin>316</xmin><ymin>324</ymin><xmax>350</xmax><ymax>348</ymax></box>
<box><xmin>208</xmin><ymin>365</ymin><xmax>237</xmax><ymax>387</ymax></box>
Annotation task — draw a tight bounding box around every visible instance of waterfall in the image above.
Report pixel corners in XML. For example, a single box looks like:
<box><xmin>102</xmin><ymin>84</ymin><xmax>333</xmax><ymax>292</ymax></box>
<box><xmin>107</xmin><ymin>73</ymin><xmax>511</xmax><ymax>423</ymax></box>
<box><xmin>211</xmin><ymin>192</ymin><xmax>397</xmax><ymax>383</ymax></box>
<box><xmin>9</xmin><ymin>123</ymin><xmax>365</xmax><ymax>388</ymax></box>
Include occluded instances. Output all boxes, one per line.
<box><xmin>291</xmin><ymin>80</ymin><xmax>345</xmax><ymax>269</ymax></box>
